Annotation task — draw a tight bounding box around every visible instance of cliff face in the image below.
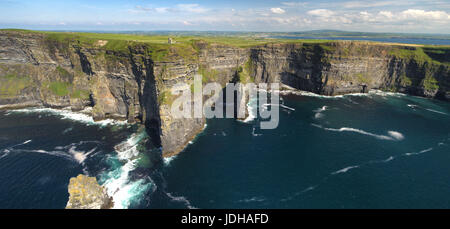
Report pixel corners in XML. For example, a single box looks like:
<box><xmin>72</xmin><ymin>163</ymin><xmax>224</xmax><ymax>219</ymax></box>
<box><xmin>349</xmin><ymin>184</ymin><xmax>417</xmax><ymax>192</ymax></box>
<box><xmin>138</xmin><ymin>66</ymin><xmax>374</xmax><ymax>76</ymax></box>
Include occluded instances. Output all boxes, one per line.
<box><xmin>0</xmin><ymin>31</ymin><xmax>449</xmax><ymax>157</ymax></box>
<box><xmin>0</xmin><ymin>31</ymin><xmax>247</xmax><ymax>157</ymax></box>
<box><xmin>249</xmin><ymin>42</ymin><xmax>449</xmax><ymax>99</ymax></box>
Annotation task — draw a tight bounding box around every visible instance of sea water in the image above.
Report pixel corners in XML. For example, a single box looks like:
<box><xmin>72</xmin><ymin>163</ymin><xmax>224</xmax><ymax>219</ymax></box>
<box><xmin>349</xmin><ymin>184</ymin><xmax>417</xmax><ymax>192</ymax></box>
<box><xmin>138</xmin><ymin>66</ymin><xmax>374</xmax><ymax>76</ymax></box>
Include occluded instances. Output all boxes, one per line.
<box><xmin>0</xmin><ymin>91</ymin><xmax>449</xmax><ymax>208</ymax></box>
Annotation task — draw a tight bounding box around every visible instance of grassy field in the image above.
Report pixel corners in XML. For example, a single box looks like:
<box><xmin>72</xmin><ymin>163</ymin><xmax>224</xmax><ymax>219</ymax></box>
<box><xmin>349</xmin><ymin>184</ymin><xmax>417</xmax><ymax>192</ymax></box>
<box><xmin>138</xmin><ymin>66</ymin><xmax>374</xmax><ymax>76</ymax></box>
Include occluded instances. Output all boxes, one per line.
<box><xmin>1</xmin><ymin>29</ymin><xmax>449</xmax><ymax>66</ymax></box>
<box><xmin>0</xmin><ymin>29</ymin><xmax>341</xmax><ymax>48</ymax></box>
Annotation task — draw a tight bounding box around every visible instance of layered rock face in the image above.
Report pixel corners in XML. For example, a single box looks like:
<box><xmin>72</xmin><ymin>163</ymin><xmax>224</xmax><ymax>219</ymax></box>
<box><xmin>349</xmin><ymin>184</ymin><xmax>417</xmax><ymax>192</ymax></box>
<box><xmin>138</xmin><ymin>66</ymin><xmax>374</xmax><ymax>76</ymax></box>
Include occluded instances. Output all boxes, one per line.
<box><xmin>249</xmin><ymin>42</ymin><xmax>449</xmax><ymax>99</ymax></box>
<box><xmin>66</xmin><ymin>175</ymin><xmax>113</xmax><ymax>209</ymax></box>
<box><xmin>0</xmin><ymin>31</ymin><xmax>448</xmax><ymax>157</ymax></box>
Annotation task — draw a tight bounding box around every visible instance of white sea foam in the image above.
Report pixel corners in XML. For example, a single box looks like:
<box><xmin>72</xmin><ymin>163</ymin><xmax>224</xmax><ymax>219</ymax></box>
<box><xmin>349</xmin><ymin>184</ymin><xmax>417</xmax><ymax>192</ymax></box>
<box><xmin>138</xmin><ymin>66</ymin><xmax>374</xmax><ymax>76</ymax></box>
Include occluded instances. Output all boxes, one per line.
<box><xmin>314</xmin><ymin>106</ymin><xmax>328</xmax><ymax>112</ymax></box>
<box><xmin>311</xmin><ymin>124</ymin><xmax>405</xmax><ymax>141</ymax></box>
<box><xmin>62</xmin><ymin>127</ymin><xmax>73</xmax><ymax>134</ymax></box>
<box><xmin>387</xmin><ymin>131</ymin><xmax>405</xmax><ymax>140</ymax></box>
<box><xmin>313</xmin><ymin>106</ymin><xmax>328</xmax><ymax>119</ymax></box>
<box><xmin>301</xmin><ymin>186</ymin><xmax>316</xmax><ymax>193</ymax></box>
<box><xmin>383</xmin><ymin>156</ymin><xmax>394</xmax><ymax>162</ymax></box>
<box><xmin>405</xmin><ymin>148</ymin><xmax>433</xmax><ymax>156</ymax></box>
<box><xmin>9</xmin><ymin>139</ymin><xmax>32</xmax><ymax>148</ymax></box>
<box><xmin>314</xmin><ymin>113</ymin><xmax>324</xmax><ymax>119</ymax></box>
<box><xmin>369</xmin><ymin>90</ymin><xmax>406</xmax><ymax>97</ymax></box>
<box><xmin>425</xmin><ymin>109</ymin><xmax>448</xmax><ymax>115</ymax></box>
<box><xmin>163</xmin><ymin>155</ymin><xmax>177</xmax><ymax>166</ymax></box>
<box><xmin>262</xmin><ymin>103</ymin><xmax>295</xmax><ymax>111</ymax></box>
<box><xmin>68</xmin><ymin>146</ymin><xmax>96</xmax><ymax>164</ymax></box>
<box><xmin>243</xmin><ymin>97</ymin><xmax>258</xmax><ymax>123</ymax></box>
<box><xmin>7</xmin><ymin>107</ymin><xmax>128</xmax><ymax>126</ymax></box>
<box><xmin>279</xmin><ymin>89</ymin><xmax>406</xmax><ymax>99</ymax></box>
<box><xmin>166</xmin><ymin>192</ymin><xmax>196</xmax><ymax>209</ymax></box>
<box><xmin>332</xmin><ymin>165</ymin><xmax>360</xmax><ymax>175</ymax></box>
<box><xmin>21</xmin><ymin>149</ymin><xmax>76</xmax><ymax>162</ymax></box>
<box><xmin>237</xmin><ymin>196</ymin><xmax>266</xmax><ymax>203</ymax></box>
<box><xmin>101</xmin><ymin>131</ymin><xmax>153</xmax><ymax>209</ymax></box>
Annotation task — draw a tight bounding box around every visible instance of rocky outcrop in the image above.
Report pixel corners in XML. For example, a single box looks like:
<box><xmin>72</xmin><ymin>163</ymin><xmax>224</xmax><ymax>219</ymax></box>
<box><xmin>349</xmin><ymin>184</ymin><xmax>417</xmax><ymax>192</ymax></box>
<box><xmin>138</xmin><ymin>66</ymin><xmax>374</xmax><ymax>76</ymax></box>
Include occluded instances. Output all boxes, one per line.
<box><xmin>66</xmin><ymin>174</ymin><xmax>113</xmax><ymax>209</ymax></box>
<box><xmin>0</xmin><ymin>30</ymin><xmax>449</xmax><ymax>158</ymax></box>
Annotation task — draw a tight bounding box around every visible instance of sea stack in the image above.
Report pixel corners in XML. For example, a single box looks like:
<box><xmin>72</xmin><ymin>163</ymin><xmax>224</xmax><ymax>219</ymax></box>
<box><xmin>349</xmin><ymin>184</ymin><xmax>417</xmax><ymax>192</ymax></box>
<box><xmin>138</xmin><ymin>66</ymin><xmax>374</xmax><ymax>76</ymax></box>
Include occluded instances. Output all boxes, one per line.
<box><xmin>66</xmin><ymin>174</ymin><xmax>113</xmax><ymax>209</ymax></box>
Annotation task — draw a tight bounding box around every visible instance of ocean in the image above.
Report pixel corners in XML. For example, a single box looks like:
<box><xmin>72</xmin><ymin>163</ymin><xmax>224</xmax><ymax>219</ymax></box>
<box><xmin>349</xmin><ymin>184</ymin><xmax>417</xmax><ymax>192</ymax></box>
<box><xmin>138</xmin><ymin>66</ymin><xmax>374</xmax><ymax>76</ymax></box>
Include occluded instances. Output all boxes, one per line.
<box><xmin>0</xmin><ymin>91</ymin><xmax>449</xmax><ymax>208</ymax></box>
<box><xmin>268</xmin><ymin>36</ymin><xmax>450</xmax><ymax>45</ymax></box>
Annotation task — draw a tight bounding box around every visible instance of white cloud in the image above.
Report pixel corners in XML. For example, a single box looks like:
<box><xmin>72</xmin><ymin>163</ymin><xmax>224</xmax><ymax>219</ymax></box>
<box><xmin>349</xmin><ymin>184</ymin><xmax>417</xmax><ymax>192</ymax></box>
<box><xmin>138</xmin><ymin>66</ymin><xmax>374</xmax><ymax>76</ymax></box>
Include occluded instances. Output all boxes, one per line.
<box><xmin>307</xmin><ymin>9</ymin><xmax>335</xmax><ymax>17</ymax></box>
<box><xmin>341</xmin><ymin>1</ymin><xmax>405</xmax><ymax>9</ymax></box>
<box><xmin>131</xmin><ymin>4</ymin><xmax>208</xmax><ymax>14</ymax></box>
<box><xmin>281</xmin><ymin>2</ymin><xmax>308</xmax><ymax>7</ymax></box>
<box><xmin>400</xmin><ymin>9</ymin><xmax>450</xmax><ymax>20</ymax></box>
<box><xmin>123</xmin><ymin>4</ymin><xmax>450</xmax><ymax>33</ymax></box>
<box><xmin>177</xmin><ymin>4</ymin><xmax>208</xmax><ymax>13</ymax></box>
<box><xmin>378</xmin><ymin>11</ymin><xmax>394</xmax><ymax>19</ymax></box>
<box><xmin>270</xmin><ymin>8</ymin><xmax>286</xmax><ymax>14</ymax></box>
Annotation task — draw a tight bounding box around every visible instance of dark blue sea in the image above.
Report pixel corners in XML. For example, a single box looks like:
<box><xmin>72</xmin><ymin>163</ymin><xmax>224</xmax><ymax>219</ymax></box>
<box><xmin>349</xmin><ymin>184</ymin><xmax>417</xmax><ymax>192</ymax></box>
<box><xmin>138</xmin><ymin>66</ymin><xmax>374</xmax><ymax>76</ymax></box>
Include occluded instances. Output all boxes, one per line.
<box><xmin>0</xmin><ymin>91</ymin><xmax>449</xmax><ymax>209</ymax></box>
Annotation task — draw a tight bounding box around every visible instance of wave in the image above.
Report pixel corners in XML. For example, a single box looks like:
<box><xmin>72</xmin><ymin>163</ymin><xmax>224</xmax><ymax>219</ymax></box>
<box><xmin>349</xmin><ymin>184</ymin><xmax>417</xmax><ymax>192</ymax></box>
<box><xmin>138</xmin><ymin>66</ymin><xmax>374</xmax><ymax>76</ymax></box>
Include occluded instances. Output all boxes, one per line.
<box><xmin>243</xmin><ymin>96</ymin><xmax>258</xmax><ymax>123</ymax></box>
<box><xmin>314</xmin><ymin>113</ymin><xmax>324</xmax><ymax>119</ymax></box>
<box><xmin>7</xmin><ymin>139</ymin><xmax>32</xmax><ymax>149</ymax></box>
<box><xmin>404</xmin><ymin>148</ymin><xmax>433</xmax><ymax>156</ymax></box>
<box><xmin>237</xmin><ymin>196</ymin><xmax>266</xmax><ymax>203</ymax></box>
<box><xmin>383</xmin><ymin>156</ymin><xmax>394</xmax><ymax>162</ymax></box>
<box><xmin>99</xmin><ymin>131</ymin><xmax>153</xmax><ymax>209</ymax></box>
<box><xmin>332</xmin><ymin>165</ymin><xmax>360</xmax><ymax>175</ymax></box>
<box><xmin>313</xmin><ymin>106</ymin><xmax>328</xmax><ymax>113</ymax></box>
<box><xmin>369</xmin><ymin>90</ymin><xmax>406</xmax><ymax>97</ymax></box>
<box><xmin>311</xmin><ymin>124</ymin><xmax>404</xmax><ymax>141</ymax></box>
<box><xmin>6</xmin><ymin>107</ymin><xmax>128</xmax><ymax>127</ymax></box>
<box><xmin>20</xmin><ymin>149</ymin><xmax>77</xmax><ymax>162</ymax></box>
<box><xmin>279</xmin><ymin>89</ymin><xmax>406</xmax><ymax>99</ymax></box>
<box><xmin>281</xmin><ymin>143</ymin><xmax>441</xmax><ymax>202</ymax></box>
<box><xmin>62</xmin><ymin>127</ymin><xmax>73</xmax><ymax>134</ymax></box>
<box><xmin>262</xmin><ymin>103</ymin><xmax>296</xmax><ymax>111</ymax></box>
<box><xmin>68</xmin><ymin>146</ymin><xmax>96</xmax><ymax>164</ymax></box>
<box><xmin>407</xmin><ymin>104</ymin><xmax>448</xmax><ymax>116</ymax></box>
<box><xmin>313</xmin><ymin>106</ymin><xmax>328</xmax><ymax>119</ymax></box>
<box><xmin>166</xmin><ymin>192</ymin><xmax>196</xmax><ymax>209</ymax></box>
<box><xmin>425</xmin><ymin>109</ymin><xmax>448</xmax><ymax>115</ymax></box>
<box><xmin>163</xmin><ymin>155</ymin><xmax>177</xmax><ymax>166</ymax></box>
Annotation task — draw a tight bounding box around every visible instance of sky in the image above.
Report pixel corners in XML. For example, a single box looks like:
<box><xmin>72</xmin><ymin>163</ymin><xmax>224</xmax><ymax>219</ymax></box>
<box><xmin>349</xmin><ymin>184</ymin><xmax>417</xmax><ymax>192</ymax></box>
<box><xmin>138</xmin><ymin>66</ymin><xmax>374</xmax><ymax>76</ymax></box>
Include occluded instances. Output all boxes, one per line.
<box><xmin>1</xmin><ymin>0</ymin><xmax>450</xmax><ymax>34</ymax></box>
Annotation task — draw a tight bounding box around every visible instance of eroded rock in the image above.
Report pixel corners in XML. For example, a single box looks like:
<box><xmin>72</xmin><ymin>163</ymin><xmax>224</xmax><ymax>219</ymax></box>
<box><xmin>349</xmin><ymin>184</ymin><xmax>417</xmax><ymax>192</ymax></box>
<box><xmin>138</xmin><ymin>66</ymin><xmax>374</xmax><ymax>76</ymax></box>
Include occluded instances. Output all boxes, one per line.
<box><xmin>66</xmin><ymin>174</ymin><xmax>113</xmax><ymax>209</ymax></box>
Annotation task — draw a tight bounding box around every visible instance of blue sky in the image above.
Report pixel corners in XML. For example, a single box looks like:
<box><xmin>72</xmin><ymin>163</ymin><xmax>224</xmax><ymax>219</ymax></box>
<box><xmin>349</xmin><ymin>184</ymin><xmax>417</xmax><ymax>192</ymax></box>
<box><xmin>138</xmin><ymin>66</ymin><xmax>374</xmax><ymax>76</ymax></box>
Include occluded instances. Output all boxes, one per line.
<box><xmin>1</xmin><ymin>0</ymin><xmax>449</xmax><ymax>33</ymax></box>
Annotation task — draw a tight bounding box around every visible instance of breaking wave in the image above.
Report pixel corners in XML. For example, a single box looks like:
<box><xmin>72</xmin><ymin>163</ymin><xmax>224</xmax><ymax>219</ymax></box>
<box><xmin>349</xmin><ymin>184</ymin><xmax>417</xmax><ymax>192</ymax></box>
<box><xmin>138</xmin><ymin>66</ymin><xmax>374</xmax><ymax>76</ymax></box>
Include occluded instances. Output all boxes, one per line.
<box><xmin>331</xmin><ymin>165</ymin><xmax>360</xmax><ymax>175</ymax></box>
<box><xmin>279</xmin><ymin>89</ymin><xmax>406</xmax><ymax>99</ymax></box>
<box><xmin>311</xmin><ymin>124</ymin><xmax>404</xmax><ymax>141</ymax></box>
<box><xmin>98</xmin><ymin>130</ymin><xmax>153</xmax><ymax>209</ymax></box>
<box><xmin>163</xmin><ymin>155</ymin><xmax>177</xmax><ymax>166</ymax></box>
<box><xmin>6</xmin><ymin>107</ymin><xmax>128</xmax><ymax>126</ymax></box>
<box><xmin>313</xmin><ymin>106</ymin><xmax>328</xmax><ymax>119</ymax></box>
<box><xmin>243</xmin><ymin>96</ymin><xmax>258</xmax><ymax>123</ymax></box>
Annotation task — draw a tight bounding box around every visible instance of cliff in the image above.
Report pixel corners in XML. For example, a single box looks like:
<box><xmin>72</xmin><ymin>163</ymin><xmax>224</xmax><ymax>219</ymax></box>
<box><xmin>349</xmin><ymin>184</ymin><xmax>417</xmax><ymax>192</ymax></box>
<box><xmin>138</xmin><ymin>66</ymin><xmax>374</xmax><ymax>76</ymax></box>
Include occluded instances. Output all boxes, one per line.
<box><xmin>66</xmin><ymin>174</ymin><xmax>113</xmax><ymax>209</ymax></box>
<box><xmin>0</xmin><ymin>30</ymin><xmax>449</xmax><ymax>157</ymax></box>
<box><xmin>249</xmin><ymin>42</ymin><xmax>449</xmax><ymax>99</ymax></box>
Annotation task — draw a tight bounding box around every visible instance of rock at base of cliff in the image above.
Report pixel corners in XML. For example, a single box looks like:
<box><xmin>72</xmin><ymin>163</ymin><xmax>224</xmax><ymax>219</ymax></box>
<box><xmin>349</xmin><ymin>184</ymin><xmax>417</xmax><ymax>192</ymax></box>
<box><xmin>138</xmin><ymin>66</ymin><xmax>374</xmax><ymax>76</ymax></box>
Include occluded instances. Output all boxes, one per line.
<box><xmin>66</xmin><ymin>174</ymin><xmax>113</xmax><ymax>209</ymax></box>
